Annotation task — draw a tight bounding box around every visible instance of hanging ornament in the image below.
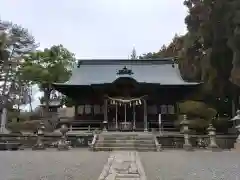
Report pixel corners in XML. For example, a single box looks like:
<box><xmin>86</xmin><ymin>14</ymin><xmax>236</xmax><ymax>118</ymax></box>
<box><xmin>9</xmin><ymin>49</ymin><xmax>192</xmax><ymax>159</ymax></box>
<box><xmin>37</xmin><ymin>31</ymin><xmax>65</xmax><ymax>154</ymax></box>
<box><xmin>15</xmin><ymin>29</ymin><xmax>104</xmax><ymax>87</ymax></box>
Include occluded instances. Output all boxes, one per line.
<box><xmin>139</xmin><ymin>100</ymin><xmax>142</xmax><ymax>105</ymax></box>
<box><xmin>136</xmin><ymin>100</ymin><xmax>139</xmax><ymax>106</ymax></box>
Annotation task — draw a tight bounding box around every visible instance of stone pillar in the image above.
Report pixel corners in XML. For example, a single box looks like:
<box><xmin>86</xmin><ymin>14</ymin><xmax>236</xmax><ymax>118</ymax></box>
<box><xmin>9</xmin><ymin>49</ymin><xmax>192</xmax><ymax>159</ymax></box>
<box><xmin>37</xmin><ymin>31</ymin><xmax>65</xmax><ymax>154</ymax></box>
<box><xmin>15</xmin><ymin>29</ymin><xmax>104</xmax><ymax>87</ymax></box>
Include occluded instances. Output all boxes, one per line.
<box><xmin>180</xmin><ymin>115</ymin><xmax>193</xmax><ymax>151</ymax></box>
<box><xmin>207</xmin><ymin>124</ymin><xmax>221</xmax><ymax>151</ymax></box>
<box><xmin>103</xmin><ymin>98</ymin><xmax>108</xmax><ymax>132</ymax></box>
<box><xmin>69</xmin><ymin>125</ymin><xmax>73</xmax><ymax>131</ymax></box>
<box><xmin>57</xmin><ymin>124</ymin><xmax>70</xmax><ymax>151</ymax></box>
<box><xmin>143</xmin><ymin>99</ymin><xmax>148</xmax><ymax>132</ymax></box>
<box><xmin>32</xmin><ymin>122</ymin><xmax>46</xmax><ymax>150</ymax></box>
<box><xmin>0</xmin><ymin>108</ymin><xmax>9</xmax><ymax>134</ymax></box>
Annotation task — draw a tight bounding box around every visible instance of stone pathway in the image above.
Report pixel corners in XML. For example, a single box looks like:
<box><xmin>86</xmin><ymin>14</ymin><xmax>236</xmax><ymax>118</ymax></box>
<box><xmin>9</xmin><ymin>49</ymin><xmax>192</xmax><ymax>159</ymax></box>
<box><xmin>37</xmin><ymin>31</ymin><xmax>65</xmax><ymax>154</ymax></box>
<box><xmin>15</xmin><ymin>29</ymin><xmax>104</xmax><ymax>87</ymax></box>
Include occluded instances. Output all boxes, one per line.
<box><xmin>98</xmin><ymin>151</ymin><xmax>146</xmax><ymax>180</ymax></box>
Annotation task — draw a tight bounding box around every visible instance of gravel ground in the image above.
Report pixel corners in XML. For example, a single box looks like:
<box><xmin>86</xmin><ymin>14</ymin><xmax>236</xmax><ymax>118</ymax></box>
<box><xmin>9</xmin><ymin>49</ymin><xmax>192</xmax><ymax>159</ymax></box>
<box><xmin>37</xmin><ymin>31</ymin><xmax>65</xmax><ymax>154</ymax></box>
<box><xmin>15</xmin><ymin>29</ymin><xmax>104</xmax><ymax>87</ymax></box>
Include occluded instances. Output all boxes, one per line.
<box><xmin>140</xmin><ymin>150</ymin><xmax>240</xmax><ymax>180</ymax></box>
<box><xmin>0</xmin><ymin>149</ymin><xmax>109</xmax><ymax>180</ymax></box>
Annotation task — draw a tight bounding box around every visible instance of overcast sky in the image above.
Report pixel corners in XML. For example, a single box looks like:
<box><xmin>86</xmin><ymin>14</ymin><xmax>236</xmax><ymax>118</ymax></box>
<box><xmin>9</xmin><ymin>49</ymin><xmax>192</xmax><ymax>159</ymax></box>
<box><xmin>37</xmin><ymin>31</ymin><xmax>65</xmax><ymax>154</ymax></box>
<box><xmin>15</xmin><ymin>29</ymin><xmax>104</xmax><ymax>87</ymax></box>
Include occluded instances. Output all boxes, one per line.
<box><xmin>0</xmin><ymin>0</ymin><xmax>188</xmax><ymax>110</ymax></box>
<box><xmin>0</xmin><ymin>0</ymin><xmax>188</xmax><ymax>59</ymax></box>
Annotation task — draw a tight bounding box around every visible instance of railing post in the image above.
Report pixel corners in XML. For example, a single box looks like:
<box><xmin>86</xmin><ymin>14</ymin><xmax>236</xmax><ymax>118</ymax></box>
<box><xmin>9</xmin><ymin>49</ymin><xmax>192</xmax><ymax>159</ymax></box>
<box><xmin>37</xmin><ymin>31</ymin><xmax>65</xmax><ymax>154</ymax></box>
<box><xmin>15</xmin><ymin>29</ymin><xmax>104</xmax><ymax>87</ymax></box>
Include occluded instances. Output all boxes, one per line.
<box><xmin>57</xmin><ymin>124</ymin><xmax>70</xmax><ymax>151</ymax></box>
<box><xmin>32</xmin><ymin>122</ymin><xmax>46</xmax><ymax>150</ymax></box>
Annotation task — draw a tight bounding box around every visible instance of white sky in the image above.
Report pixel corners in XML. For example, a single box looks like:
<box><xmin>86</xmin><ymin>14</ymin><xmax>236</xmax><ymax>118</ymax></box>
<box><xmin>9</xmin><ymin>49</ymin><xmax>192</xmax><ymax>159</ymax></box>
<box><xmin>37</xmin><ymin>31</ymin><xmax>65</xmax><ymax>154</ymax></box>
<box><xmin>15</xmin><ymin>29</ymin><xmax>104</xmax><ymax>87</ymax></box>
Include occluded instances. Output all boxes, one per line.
<box><xmin>0</xmin><ymin>0</ymin><xmax>188</xmax><ymax>110</ymax></box>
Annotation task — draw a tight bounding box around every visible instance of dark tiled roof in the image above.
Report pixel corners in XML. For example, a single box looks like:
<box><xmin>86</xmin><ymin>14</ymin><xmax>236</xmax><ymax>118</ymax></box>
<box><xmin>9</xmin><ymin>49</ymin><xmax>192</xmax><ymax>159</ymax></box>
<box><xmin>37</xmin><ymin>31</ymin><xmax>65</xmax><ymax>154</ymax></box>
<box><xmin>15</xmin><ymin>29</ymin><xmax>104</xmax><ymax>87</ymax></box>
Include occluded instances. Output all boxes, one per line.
<box><xmin>54</xmin><ymin>58</ymin><xmax>199</xmax><ymax>86</ymax></box>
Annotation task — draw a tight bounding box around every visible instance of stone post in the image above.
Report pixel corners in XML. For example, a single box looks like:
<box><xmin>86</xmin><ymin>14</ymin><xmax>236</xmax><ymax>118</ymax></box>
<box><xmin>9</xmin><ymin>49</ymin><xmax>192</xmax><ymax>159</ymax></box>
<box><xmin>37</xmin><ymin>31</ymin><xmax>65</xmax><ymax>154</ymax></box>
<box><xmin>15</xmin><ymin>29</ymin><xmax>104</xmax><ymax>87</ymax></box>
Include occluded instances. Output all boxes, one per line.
<box><xmin>57</xmin><ymin>124</ymin><xmax>70</xmax><ymax>150</ymax></box>
<box><xmin>231</xmin><ymin>110</ymin><xmax>240</xmax><ymax>150</ymax></box>
<box><xmin>32</xmin><ymin>122</ymin><xmax>46</xmax><ymax>150</ymax></box>
<box><xmin>103</xmin><ymin>120</ymin><xmax>108</xmax><ymax>132</ymax></box>
<box><xmin>207</xmin><ymin>124</ymin><xmax>221</xmax><ymax>151</ymax></box>
<box><xmin>180</xmin><ymin>114</ymin><xmax>193</xmax><ymax>151</ymax></box>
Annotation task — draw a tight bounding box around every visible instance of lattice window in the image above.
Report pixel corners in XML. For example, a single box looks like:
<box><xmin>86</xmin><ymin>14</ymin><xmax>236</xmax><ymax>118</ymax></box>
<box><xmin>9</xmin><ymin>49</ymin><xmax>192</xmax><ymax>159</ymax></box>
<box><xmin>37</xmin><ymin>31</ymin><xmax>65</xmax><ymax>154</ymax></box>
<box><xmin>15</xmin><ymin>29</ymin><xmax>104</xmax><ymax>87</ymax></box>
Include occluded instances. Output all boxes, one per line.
<box><xmin>148</xmin><ymin>105</ymin><xmax>157</xmax><ymax>114</ymax></box>
<box><xmin>85</xmin><ymin>105</ymin><xmax>92</xmax><ymax>114</ymax></box>
<box><xmin>167</xmin><ymin>105</ymin><xmax>175</xmax><ymax>114</ymax></box>
<box><xmin>93</xmin><ymin>105</ymin><xmax>101</xmax><ymax>114</ymax></box>
<box><xmin>77</xmin><ymin>105</ymin><xmax>84</xmax><ymax>115</ymax></box>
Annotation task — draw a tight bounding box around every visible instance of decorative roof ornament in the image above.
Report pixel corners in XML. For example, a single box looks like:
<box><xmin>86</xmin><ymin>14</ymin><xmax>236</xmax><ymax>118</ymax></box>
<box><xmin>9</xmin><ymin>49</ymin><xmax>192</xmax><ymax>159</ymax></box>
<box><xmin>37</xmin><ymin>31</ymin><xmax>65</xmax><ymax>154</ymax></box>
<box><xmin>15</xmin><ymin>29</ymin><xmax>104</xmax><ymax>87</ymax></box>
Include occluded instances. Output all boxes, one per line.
<box><xmin>117</xmin><ymin>66</ymin><xmax>134</xmax><ymax>75</ymax></box>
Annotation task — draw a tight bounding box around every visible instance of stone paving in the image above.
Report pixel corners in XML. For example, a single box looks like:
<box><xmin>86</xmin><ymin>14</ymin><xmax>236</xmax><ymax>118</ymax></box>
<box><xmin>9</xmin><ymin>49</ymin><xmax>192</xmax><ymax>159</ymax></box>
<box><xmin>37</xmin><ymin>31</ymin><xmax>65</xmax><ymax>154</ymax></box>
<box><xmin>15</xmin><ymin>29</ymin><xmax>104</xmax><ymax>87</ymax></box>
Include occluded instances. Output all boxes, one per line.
<box><xmin>98</xmin><ymin>151</ymin><xmax>146</xmax><ymax>180</ymax></box>
<box><xmin>140</xmin><ymin>150</ymin><xmax>240</xmax><ymax>180</ymax></box>
<box><xmin>0</xmin><ymin>149</ymin><xmax>109</xmax><ymax>180</ymax></box>
<box><xmin>1</xmin><ymin>149</ymin><xmax>240</xmax><ymax>180</ymax></box>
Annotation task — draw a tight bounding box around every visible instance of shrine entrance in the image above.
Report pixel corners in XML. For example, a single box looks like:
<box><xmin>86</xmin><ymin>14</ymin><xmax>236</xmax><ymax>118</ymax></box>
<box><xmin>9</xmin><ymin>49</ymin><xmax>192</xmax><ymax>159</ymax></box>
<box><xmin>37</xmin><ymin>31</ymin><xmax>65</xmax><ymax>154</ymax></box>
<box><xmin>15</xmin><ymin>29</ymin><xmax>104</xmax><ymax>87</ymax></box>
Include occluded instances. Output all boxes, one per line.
<box><xmin>107</xmin><ymin>96</ymin><xmax>146</xmax><ymax>131</ymax></box>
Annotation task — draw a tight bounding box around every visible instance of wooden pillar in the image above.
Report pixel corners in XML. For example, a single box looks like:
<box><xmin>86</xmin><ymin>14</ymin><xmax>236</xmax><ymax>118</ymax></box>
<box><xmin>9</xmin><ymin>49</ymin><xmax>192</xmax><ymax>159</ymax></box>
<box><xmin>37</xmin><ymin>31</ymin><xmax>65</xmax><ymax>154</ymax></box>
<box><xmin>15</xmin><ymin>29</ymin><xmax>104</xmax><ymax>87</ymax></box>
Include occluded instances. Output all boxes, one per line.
<box><xmin>124</xmin><ymin>104</ymin><xmax>127</xmax><ymax>129</ymax></box>
<box><xmin>115</xmin><ymin>104</ymin><xmax>118</xmax><ymax>130</ymax></box>
<box><xmin>133</xmin><ymin>104</ymin><xmax>136</xmax><ymax>130</ymax></box>
<box><xmin>143</xmin><ymin>99</ymin><xmax>148</xmax><ymax>132</ymax></box>
<box><xmin>104</xmin><ymin>98</ymin><xmax>108</xmax><ymax>122</ymax></box>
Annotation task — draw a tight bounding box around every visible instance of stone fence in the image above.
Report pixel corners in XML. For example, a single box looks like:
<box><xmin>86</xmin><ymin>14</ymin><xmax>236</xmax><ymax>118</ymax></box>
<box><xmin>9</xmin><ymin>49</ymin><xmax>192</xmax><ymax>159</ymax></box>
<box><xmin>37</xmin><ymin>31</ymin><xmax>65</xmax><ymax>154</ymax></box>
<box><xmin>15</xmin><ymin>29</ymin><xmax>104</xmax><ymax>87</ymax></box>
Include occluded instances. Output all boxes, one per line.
<box><xmin>0</xmin><ymin>134</ymin><xmax>93</xmax><ymax>149</ymax></box>
<box><xmin>157</xmin><ymin>134</ymin><xmax>237</xmax><ymax>149</ymax></box>
<box><xmin>0</xmin><ymin>133</ymin><xmax>237</xmax><ymax>150</ymax></box>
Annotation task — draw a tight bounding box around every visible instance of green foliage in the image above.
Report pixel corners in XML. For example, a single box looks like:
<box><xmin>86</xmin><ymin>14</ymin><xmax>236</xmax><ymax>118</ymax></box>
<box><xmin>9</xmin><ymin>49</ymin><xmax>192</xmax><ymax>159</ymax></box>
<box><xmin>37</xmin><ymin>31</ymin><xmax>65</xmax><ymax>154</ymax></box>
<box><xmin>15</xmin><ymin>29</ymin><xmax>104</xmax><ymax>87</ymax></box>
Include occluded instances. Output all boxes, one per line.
<box><xmin>176</xmin><ymin>100</ymin><xmax>217</xmax><ymax>131</ymax></box>
<box><xmin>61</xmin><ymin>96</ymin><xmax>75</xmax><ymax>107</ymax></box>
<box><xmin>0</xmin><ymin>19</ymin><xmax>38</xmax><ymax>110</ymax></box>
<box><xmin>7</xmin><ymin>120</ymin><xmax>40</xmax><ymax>132</ymax></box>
<box><xmin>179</xmin><ymin>100</ymin><xmax>217</xmax><ymax>120</ymax></box>
<box><xmin>20</xmin><ymin>45</ymin><xmax>75</xmax><ymax>86</ymax></box>
<box><xmin>19</xmin><ymin>45</ymin><xmax>75</xmax><ymax>111</ymax></box>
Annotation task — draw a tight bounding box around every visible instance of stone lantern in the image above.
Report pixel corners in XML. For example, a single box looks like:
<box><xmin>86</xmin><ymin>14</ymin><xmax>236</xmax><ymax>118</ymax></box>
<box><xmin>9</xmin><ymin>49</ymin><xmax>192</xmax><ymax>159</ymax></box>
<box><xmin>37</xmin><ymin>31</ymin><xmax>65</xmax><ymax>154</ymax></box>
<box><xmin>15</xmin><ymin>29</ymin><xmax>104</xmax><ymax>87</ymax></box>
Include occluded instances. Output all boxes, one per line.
<box><xmin>57</xmin><ymin>124</ymin><xmax>70</xmax><ymax>150</ymax></box>
<box><xmin>231</xmin><ymin>110</ymin><xmax>240</xmax><ymax>150</ymax></box>
<box><xmin>207</xmin><ymin>124</ymin><xmax>221</xmax><ymax>151</ymax></box>
<box><xmin>32</xmin><ymin>122</ymin><xmax>46</xmax><ymax>150</ymax></box>
<box><xmin>180</xmin><ymin>115</ymin><xmax>193</xmax><ymax>151</ymax></box>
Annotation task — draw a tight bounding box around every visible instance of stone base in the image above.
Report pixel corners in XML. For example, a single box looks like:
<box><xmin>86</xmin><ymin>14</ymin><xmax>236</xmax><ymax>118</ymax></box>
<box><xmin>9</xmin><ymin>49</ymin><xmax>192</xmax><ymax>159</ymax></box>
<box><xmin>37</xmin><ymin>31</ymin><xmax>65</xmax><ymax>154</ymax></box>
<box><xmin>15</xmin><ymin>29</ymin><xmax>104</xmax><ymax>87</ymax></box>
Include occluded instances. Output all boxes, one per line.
<box><xmin>183</xmin><ymin>144</ymin><xmax>194</xmax><ymax>151</ymax></box>
<box><xmin>207</xmin><ymin>145</ymin><xmax>222</xmax><ymax>152</ymax></box>
<box><xmin>32</xmin><ymin>144</ymin><xmax>46</xmax><ymax>150</ymax></box>
<box><xmin>232</xmin><ymin>142</ymin><xmax>240</xmax><ymax>151</ymax></box>
<box><xmin>57</xmin><ymin>144</ymin><xmax>70</xmax><ymax>151</ymax></box>
<box><xmin>0</xmin><ymin>127</ymin><xmax>10</xmax><ymax>134</ymax></box>
<box><xmin>156</xmin><ymin>144</ymin><xmax>163</xmax><ymax>152</ymax></box>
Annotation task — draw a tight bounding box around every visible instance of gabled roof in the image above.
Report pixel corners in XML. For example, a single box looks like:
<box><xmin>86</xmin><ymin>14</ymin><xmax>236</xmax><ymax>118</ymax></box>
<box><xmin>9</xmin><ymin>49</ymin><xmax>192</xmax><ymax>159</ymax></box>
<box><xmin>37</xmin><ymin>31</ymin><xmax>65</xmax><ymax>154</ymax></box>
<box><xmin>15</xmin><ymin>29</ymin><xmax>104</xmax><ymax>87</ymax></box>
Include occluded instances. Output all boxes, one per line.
<box><xmin>54</xmin><ymin>58</ymin><xmax>200</xmax><ymax>86</ymax></box>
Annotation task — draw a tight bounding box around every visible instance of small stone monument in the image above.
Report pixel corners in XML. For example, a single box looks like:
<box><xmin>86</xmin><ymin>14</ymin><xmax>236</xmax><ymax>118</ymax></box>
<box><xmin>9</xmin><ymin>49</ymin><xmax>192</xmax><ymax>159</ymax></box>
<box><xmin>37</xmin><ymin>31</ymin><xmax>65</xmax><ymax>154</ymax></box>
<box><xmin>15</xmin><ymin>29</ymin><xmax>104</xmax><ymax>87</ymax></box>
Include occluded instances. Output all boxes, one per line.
<box><xmin>32</xmin><ymin>122</ymin><xmax>46</xmax><ymax>150</ymax></box>
<box><xmin>231</xmin><ymin>110</ymin><xmax>240</xmax><ymax>151</ymax></box>
<box><xmin>57</xmin><ymin>124</ymin><xmax>70</xmax><ymax>151</ymax></box>
<box><xmin>180</xmin><ymin>114</ymin><xmax>193</xmax><ymax>151</ymax></box>
<box><xmin>207</xmin><ymin>124</ymin><xmax>221</xmax><ymax>151</ymax></box>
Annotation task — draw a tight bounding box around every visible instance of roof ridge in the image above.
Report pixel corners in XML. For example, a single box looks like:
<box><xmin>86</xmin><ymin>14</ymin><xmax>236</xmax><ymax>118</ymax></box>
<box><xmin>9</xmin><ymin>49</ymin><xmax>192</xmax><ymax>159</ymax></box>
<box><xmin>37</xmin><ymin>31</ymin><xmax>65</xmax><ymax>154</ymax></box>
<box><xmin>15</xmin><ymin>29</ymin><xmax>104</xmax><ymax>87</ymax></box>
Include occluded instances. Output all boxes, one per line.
<box><xmin>77</xmin><ymin>58</ymin><xmax>175</xmax><ymax>67</ymax></box>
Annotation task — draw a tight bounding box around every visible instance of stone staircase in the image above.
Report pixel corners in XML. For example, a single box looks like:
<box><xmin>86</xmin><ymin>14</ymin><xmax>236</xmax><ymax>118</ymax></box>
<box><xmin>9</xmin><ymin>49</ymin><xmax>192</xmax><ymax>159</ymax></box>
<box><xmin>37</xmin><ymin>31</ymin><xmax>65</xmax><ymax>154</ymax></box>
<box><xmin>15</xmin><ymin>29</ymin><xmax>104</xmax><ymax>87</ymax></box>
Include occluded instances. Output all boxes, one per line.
<box><xmin>94</xmin><ymin>133</ymin><xmax>157</xmax><ymax>151</ymax></box>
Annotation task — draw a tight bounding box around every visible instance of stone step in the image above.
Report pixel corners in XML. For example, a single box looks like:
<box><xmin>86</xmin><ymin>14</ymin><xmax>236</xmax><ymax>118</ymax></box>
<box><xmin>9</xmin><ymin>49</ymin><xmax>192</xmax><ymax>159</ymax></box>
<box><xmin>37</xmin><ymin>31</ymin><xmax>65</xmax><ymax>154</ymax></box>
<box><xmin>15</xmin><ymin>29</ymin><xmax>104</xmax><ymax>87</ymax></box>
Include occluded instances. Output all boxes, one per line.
<box><xmin>97</xmin><ymin>139</ymin><xmax>154</xmax><ymax>143</ymax></box>
<box><xmin>94</xmin><ymin>146</ymin><xmax>156</xmax><ymax>151</ymax></box>
<box><xmin>96</xmin><ymin>143</ymin><xmax>156</xmax><ymax>148</ymax></box>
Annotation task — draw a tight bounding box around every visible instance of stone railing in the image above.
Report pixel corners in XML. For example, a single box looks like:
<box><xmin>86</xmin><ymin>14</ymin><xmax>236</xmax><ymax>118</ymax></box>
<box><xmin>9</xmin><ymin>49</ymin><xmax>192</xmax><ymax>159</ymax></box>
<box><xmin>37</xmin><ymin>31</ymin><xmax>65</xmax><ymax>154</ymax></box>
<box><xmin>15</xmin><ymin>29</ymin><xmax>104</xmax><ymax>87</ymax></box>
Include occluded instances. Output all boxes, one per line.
<box><xmin>89</xmin><ymin>134</ymin><xmax>98</xmax><ymax>151</ymax></box>
<box><xmin>154</xmin><ymin>135</ymin><xmax>162</xmax><ymax>151</ymax></box>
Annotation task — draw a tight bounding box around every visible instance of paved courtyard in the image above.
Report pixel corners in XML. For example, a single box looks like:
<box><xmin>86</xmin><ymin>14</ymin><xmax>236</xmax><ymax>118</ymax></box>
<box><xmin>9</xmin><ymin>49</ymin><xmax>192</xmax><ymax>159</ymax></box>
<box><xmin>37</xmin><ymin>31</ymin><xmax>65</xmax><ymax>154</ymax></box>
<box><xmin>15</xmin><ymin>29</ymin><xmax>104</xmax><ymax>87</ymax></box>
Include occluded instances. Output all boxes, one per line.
<box><xmin>0</xmin><ymin>149</ymin><xmax>109</xmax><ymax>180</ymax></box>
<box><xmin>0</xmin><ymin>150</ymin><xmax>240</xmax><ymax>180</ymax></box>
<box><xmin>140</xmin><ymin>150</ymin><xmax>240</xmax><ymax>180</ymax></box>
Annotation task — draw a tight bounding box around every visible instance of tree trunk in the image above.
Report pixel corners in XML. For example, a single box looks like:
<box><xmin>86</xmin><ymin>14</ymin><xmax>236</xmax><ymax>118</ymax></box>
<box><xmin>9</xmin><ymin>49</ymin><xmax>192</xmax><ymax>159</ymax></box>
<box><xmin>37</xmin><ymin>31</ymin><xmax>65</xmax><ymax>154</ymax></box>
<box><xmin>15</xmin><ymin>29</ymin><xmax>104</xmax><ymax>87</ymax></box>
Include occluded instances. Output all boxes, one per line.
<box><xmin>29</xmin><ymin>94</ymin><xmax>33</xmax><ymax>112</ymax></box>
<box><xmin>43</xmin><ymin>89</ymin><xmax>51</xmax><ymax>117</ymax></box>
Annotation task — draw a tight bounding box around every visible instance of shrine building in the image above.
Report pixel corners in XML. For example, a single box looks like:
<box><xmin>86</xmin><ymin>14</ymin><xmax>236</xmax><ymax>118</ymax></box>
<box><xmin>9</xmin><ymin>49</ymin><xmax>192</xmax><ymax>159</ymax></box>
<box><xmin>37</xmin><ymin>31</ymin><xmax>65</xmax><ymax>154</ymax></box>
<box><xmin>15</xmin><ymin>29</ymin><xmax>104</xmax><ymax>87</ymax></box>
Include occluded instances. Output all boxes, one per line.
<box><xmin>53</xmin><ymin>58</ymin><xmax>201</xmax><ymax>131</ymax></box>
